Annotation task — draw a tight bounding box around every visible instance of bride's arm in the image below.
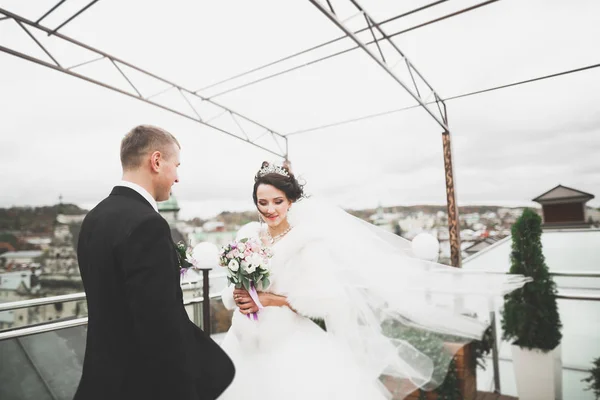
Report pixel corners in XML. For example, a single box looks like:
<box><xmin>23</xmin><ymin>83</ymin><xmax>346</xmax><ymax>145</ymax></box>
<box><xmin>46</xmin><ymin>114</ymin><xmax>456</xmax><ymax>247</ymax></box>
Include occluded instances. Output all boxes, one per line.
<box><xmin>259</xmin><ymin>292</ymin><xmax>297</xmax><ymax>312</ymax></box>
<box><xmin>220</xmin><ymin>284</ymin><xmax>236</xmax><ymax>310</ymax></box>
<box><xmin>235</xmin><ymin>290</ymin><xmax>297</xmax><ymax>314</ymax></box>
<box><xmin>281</xmin><ymin>240</ymin><xmax>348</xmax><ymax>321</ymax></box>
<box><xmin>234</xmin><ymin>240</ymin><xmax>346</xmax><ymax>318</ymax></box>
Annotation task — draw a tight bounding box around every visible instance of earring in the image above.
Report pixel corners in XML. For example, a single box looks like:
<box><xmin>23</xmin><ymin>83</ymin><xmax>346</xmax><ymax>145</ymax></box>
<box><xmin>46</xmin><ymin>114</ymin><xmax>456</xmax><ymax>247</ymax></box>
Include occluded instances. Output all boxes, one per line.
<box><xmin>258</xmin><ymin>212</ymin><xmax>263</xmax><ymax>225</ymax></box>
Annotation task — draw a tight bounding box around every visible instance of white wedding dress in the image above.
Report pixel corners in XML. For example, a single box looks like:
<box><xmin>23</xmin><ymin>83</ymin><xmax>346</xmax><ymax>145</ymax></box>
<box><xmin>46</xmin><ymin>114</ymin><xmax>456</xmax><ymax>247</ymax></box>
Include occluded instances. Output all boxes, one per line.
<box><xmin>218</xmin><ymin>199</ymin><xmax>531</xmax><ymax>399</ymax></box>
<box><xmin>219</xmin><ymin>225</ymin><xmax>389</xmax><ymax>399</ymax></box>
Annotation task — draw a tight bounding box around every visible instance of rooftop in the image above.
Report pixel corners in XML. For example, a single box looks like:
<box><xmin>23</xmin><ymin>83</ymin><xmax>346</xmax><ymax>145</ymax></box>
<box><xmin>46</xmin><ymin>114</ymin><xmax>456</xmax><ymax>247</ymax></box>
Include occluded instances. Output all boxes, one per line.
<box><xmin>0</xmin><ymin>251</ymin><xmax>44</xmax><ymax>260</ymax></box>
<box><xmin>533</xmin><ymin>184</ymin><xmax>595</xmax><ymax>204</ymax></box>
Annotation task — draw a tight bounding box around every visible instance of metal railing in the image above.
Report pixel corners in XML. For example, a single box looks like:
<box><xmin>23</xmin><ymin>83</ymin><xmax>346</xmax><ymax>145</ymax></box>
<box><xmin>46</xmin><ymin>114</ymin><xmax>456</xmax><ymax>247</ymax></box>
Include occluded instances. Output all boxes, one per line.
<box><xmin>487</xmin><ymin>270</ymin><xmax>600</xmax><ymax>394</ymax></box>
<box><xmin>0</xmin><ymin>293</ymin><xmax>222</xmax><ymax>341</ymax></box>
<box><xmin>0</xmin><ymin>292</ymin><xmax>86</xmax><ymax>312</ymax></box>
<box><xmin>551</xmin><ymin>271</ymin><xmax>600</xmax><ymax>278</ymax></box>
<box><xmin>0</xmin><ymin>268</ymin><xmax>219</xmax><ymax>341</ymax></box>
<box><xmin>1</xmin><ymin>269</ymin><xmax>599</xmax><ymax>395</ymax></box>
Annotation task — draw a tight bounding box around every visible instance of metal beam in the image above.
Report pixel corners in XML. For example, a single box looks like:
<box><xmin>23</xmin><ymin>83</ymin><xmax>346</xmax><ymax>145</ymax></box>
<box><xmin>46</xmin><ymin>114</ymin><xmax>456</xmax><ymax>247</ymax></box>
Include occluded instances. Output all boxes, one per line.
<box><xmin>196</xmin><ymin>0</ymin><xmax>449</xmax><ymax>95</ymax></box>
<box><xmin>196</xmin><ymin>2</ymin><xmax>500</xmax><ymax>103</ymax></box>
<box><xmin>36</xmin><ymin>0</ymin><xmax>69</xmax><ymax>24</ymax></box>
<box><xmin>285</xmin><ymin>61</ymin><xmax>600</xmax><ymax>136</ymax></box>
<box><xmin>48</xmin><ymin>0</ymin><xmax>100</xmax><ymax>36</ymax></box>
<box><xmin>0</xmin><ymin>8</ymin><xmax>287</xmax><ymax>158</ymax></box>
<box><xmin>309</xmin><ymin>0</ymin><xmax>462</xmax><ymax>266</ymax></box>
<box><xmin>308</xmin><ymin>0</ymin><xmax>448</xmax><ymax>131</ymax></box>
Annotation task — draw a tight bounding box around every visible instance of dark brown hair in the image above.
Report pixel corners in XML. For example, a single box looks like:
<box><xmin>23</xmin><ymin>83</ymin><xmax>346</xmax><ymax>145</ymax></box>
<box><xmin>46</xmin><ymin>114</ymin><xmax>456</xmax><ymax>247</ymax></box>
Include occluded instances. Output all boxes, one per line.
<box><xmin>253</xmin><ymin>161</ymin><xmax>304</xmax><ymax>205</ymax></box>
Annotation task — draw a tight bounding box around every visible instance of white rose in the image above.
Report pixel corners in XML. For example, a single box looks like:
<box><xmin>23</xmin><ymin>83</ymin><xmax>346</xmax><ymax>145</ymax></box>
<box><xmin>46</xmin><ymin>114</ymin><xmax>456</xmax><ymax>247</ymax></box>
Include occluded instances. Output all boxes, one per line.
<box><xmin>241</xmin><ymin>260</ymin><xmax>249</xmax><ymax>270</ymax></box>
<box><xmin>244</xmin><ymin>263</ymin><xmax>257</xmax><ymax>274</ymax></box>
<box><xmin>237</xmin><ymin>243</ymin><xmax>246</xmax><ymax>252</ymax></box>
<box><xmin>228</xmin><ymin>259</ymin><xmax>239</xmax><ymax>272</ymax></box>
<box><xmin>249</xmin><ymin>253</ymin><xmax>263</xmax><ymax>266</ymax></box>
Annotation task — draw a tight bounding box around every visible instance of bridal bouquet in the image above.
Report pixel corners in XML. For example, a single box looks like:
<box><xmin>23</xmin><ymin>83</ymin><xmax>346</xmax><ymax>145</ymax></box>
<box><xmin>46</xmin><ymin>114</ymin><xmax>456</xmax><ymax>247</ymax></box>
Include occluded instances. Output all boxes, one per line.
<box><xmin>176</xmin><ymin>241</ymin><xmax>198</xmax><ymax>278</ymax></box>
<box><xmin>219</xmin><ymin>237</ymin><xmax>272</xmax><ymax>320</ymax></box>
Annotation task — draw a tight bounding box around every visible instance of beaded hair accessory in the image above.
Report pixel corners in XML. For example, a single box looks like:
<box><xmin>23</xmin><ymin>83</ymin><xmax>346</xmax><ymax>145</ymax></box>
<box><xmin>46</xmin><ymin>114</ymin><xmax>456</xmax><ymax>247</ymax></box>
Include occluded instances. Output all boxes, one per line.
<box><xmin>258</xmin><ymin>163</ymin><xmax>289</xmax><ymax>178</ymax></box>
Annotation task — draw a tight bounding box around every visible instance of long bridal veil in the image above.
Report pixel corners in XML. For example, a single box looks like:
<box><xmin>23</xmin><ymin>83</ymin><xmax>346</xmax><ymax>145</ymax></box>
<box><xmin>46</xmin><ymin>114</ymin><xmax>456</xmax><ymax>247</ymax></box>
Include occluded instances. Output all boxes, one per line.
<box><xmin>285</xmin><ymin>198</ymin><xmax>530</xmax><ymax>397</ymax></box>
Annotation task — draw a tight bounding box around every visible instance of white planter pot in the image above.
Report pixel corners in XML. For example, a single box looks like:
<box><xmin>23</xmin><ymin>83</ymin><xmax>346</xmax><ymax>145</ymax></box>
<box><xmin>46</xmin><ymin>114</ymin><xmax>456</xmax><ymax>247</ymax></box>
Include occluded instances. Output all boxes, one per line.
<box><xmin>511</xmin><ymin>344</ymin><xmax>562</xmax><ymax>400</ymax></box>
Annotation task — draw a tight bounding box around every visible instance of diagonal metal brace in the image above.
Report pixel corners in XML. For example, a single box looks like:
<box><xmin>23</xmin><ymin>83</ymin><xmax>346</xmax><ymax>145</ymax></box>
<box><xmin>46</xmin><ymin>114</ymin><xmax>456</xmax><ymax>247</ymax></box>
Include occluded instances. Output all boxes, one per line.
<box><xmin>308</xmin><ymin>0</ymin><xmax>449</xmax><ymax>131</ymax></box>
<box><xmin>0</xmin><ymin>7</ymin><xmax>287</xmax><ymax>158</ymax></box>
<box><xmin>309</xmin><ymin>0</ymin><xmax>461</xmax><ymax>267</ymax></box>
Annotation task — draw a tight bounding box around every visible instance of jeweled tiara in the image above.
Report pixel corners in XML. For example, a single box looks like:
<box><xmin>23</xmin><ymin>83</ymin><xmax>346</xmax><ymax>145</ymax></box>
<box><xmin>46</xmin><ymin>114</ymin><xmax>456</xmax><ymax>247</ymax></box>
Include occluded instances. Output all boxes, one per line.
<box><xmin>258</xmin><ymin>163</ymin><xmax>289</xmax><ymax>177</ymax></box>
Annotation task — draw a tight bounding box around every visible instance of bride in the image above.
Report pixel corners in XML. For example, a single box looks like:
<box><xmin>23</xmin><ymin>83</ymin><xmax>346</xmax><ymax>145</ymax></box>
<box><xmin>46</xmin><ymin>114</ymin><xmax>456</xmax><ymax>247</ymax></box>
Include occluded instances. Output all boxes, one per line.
<box><xmin>218</xmin><ymin>162</ymin><xmax>530</xmax><ymax>399</ymax></box>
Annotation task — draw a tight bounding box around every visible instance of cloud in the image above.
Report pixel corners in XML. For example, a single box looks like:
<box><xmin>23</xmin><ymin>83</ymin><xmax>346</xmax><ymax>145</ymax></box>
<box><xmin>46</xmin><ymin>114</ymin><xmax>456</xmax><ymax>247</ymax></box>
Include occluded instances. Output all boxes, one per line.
<box><xmin>1</xmin><ymin>0</ymin><xmax>599</xmax><ymax>216</ymax></box>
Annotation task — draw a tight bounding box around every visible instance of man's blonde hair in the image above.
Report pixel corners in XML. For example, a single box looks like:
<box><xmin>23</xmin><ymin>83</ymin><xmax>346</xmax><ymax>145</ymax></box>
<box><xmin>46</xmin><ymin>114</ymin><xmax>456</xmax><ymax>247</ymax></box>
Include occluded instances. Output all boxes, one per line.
<box><xmin>120</xmin><ymin>125</ymin><xmax>180</xmax><ymax>170</ymax></box>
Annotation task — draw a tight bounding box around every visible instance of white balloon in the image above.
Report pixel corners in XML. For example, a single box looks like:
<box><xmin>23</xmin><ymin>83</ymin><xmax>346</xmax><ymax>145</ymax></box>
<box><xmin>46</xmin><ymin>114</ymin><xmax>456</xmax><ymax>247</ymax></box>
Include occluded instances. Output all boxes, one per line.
<box><xmin>411</xmin><ymin>233</ymin><xmax>440</xmax><ymax>262</ymax></box>
<box><xmin>192</xmin><ymin>242</ymin><xmax>220</xmax><ymax>269</ymax></box>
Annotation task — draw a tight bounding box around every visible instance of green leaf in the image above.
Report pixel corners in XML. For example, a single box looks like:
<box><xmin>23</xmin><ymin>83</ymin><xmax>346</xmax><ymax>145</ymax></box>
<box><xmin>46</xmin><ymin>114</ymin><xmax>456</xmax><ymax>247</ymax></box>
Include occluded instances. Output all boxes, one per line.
<box><xmin>242</xmin><ymin>277</ymin><xmax>250</xmax><ymax>290</ymax></box>
<box><xmin>311</xmin><ymin>318</ymin><xmax>326</xmax><ymax>331</ymax></box>
<box><xmin>262</xmin><ymin>277</ymin><xmax>270</xmax><ymax>289</ymax></box>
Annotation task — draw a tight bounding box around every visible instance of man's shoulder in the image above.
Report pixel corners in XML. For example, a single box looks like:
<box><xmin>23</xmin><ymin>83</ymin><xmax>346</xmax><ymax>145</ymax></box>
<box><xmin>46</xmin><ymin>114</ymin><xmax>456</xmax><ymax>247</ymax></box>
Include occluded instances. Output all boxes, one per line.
<box><xmin>84</xmin><ymin>194</ymin><xmax>162</xmax><ymax>230</ymax></box>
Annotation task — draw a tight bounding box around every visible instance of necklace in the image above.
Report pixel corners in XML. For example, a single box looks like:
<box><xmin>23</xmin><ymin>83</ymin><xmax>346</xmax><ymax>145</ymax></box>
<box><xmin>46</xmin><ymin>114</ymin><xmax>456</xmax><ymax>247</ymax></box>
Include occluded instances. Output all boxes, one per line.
<box><xmin>267</xmin><ymin>226</ymin><xmax>293</xmax><ymax>244</ymax></box>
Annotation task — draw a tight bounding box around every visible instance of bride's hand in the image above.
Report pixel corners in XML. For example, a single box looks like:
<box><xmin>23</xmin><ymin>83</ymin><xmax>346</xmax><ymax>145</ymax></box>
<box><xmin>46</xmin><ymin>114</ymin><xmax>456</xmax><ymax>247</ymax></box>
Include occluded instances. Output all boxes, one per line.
<box><xmin>234</xmin><ymin>288</ymin><xmax>262</xmax><ymax>314</ymax></box>
<box><xmin>233</xmin><ymin>289</ymin><xmax>295</xmax><ymax>313</ymax></box>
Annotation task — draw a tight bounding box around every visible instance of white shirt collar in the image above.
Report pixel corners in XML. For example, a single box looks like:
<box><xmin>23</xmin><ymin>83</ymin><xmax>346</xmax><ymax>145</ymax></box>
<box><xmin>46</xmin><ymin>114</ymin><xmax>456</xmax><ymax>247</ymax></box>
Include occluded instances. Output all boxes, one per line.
<box><xmin>118</xmin><ymin>180</ymin><xmax>159</xmax><ymax>212</ymax></box>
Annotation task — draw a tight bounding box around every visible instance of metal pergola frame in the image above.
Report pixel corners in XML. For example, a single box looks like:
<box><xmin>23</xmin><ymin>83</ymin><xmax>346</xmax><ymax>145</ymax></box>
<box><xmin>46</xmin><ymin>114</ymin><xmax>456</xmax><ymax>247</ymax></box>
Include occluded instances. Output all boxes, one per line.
<box><xmin>308</xmin><ymin>0</ymin><xmax>462</xmax><ymax>266</ymax></box>
<box><xmin>5</xmin><ymin>0</ymin><xmax>593</xmax><ymax>268</ymax></box>
<box><xmin>195</xmin><ymin>0</ymin><xmax>499</xmax><ymax>102</ymax></box>
<box><xmin>0</xmin><ymin>0</ymin><xmax>469</xmax><ymax>267</ymax></box>
<box><xmin>0</xmin><ymin>6</ymin><xmax>289</xmax><ymax>159</ymax></box>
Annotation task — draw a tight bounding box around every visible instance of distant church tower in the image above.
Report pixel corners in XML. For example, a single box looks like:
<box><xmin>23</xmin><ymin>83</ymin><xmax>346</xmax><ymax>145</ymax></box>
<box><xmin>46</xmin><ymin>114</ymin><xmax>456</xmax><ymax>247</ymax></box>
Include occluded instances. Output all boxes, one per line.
<box><xmin>158</xmin><ymin>193</ymin><xmax>180</xmax><ymax>226</ymax></box>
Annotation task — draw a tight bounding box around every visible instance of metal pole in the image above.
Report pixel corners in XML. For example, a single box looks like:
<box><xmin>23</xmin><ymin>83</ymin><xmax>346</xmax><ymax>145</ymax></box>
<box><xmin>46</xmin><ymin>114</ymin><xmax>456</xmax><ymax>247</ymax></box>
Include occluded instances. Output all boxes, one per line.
<box><xmin>442</xmin><ymin>130</ymin><xmax>462</xmax><ymax>268</ymax></box>
<box><xmin>489</xmin><ymin>306</ymin><xmax>501</xmax><ymax>393</ymax></box>
<box><xmin>201</xmin><ymin>268</ymin><xmax>211</xmax><ymax>333</ymax></box>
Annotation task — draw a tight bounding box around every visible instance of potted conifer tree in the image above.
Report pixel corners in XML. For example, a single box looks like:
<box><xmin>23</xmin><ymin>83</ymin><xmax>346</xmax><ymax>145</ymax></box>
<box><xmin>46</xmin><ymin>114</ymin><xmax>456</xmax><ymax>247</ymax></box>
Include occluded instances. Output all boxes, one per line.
<box><xmin>501</xmin><ymin>209</ymin><xmax>562</xmax><ymax>399</ymax></box>
<box><xmin>583</xmin><ymin>356</ymin><xmax>600</xmax><ymax>399</ymax></box>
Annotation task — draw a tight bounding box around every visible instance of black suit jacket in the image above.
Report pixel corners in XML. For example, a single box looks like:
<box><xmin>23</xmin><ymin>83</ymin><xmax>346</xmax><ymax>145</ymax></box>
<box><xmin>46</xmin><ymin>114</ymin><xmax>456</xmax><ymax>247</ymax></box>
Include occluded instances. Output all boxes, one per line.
<box><xmin>75</xmin><ymin>186</ymin><xmax>234</xmax><ymax>400</ymax></box>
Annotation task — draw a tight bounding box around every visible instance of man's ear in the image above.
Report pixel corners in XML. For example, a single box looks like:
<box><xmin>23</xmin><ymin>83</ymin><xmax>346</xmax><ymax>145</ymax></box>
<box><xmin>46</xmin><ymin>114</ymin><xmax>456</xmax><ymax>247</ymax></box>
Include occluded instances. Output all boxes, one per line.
<box><xmin>150</xmin><ymin>151</ymin><xmax>161</xmax><ymax>172</ymax></box>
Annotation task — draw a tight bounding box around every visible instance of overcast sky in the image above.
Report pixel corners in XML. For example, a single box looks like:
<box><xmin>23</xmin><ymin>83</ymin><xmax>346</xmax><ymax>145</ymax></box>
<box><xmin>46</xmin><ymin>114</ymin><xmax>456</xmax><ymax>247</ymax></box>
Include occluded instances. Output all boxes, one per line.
<box><xmin>1</xmin><ymin>0</ymin><xmax>599</xmax><ymax>219</ymax></box>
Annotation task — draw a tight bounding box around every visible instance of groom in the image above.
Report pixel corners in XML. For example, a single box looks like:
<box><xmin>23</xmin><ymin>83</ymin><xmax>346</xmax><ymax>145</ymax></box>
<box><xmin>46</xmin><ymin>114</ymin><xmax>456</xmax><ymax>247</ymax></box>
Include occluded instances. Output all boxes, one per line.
<box><xmin>75</xmin><ymin>125</ymin><xmax>234</xmax><ymax>400</ymax></box>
